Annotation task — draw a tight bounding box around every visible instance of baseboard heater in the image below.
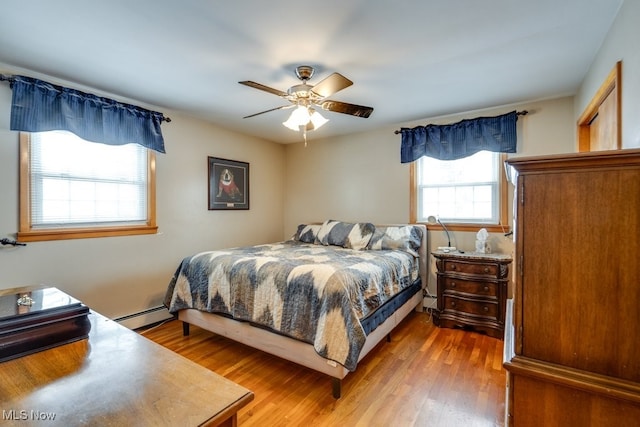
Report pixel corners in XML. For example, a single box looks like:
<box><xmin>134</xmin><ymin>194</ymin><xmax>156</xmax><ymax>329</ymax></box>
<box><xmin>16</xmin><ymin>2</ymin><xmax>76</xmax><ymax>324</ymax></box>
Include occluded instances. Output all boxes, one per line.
<box><xmin>113</xmin><ymin>305</ymin><xmax>173</xmax><ymax>330</ymax></box>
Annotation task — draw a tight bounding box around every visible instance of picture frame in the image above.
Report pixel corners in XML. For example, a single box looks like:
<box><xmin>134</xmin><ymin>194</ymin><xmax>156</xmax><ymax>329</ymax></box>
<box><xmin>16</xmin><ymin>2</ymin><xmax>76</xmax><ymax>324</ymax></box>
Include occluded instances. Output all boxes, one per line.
<box><xmin>208</xmin><ymin>157</ymin><xmax>249</xmax><ymax>210</ymax></box>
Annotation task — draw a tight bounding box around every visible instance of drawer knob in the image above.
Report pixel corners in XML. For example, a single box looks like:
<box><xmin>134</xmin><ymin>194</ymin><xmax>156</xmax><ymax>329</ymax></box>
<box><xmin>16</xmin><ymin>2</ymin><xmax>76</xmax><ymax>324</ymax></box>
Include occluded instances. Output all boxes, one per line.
<box><xmin>450</xmin><ymin>282</ymin><xmax>456</xmax><ymax>288</ymax></box>
<box><xmin>484</xmin><ymin>286</ymin><xmax>489</xmax><ymax>292</ymax></box>
<box><xmin>451</xmin><ymin>301</ymin><xmax>456</xmax><ymax>307</ymax></box>
<box><xmin>484</xmin><ymin>267</ymin><xmax>490</xmax><ymax>273</ymax></box>
<box><xmin>483</xmin><ymin>306</ymin><xmax>489</xmax><ymax>312</ymax></box>
<box><xmin>450</xmin><ymin>264</ymin><xmax>457</xmax><ymax>270</ymax></box>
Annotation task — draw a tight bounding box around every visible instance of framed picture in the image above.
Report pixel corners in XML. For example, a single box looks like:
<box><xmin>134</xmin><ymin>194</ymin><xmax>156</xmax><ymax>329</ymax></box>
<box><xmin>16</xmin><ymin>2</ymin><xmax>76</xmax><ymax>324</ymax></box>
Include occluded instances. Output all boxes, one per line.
<box><xmin>208</xmin><ymin>157</ymin><xmax>249</xmax><ymax>210</ymax></box>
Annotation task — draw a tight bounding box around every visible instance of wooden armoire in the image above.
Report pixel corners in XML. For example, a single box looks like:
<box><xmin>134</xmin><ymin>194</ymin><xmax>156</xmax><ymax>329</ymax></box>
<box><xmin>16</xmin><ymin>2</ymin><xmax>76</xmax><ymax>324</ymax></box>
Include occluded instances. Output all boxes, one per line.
<box><xmin>503</xmin><ymin>149</ymin><xmax>640</xmax><ymax>426</ymax></box>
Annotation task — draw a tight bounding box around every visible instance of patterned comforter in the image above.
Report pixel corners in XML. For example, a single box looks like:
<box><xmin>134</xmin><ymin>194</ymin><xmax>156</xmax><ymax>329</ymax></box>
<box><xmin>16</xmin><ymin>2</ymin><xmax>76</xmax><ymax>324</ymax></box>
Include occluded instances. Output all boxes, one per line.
<box><xmin>164</xmin><ymin>240</ymin><xmax>419</xmax><ymax>371</ymax></box>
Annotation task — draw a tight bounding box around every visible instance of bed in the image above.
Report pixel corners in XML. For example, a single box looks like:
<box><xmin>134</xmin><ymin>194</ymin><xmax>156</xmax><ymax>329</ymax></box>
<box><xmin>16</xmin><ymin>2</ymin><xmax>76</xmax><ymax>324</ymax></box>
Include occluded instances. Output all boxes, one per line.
<box><xmin>164</xmin><ymin>220</ymin><xmax>427</xmax><ymax>398</ymax></box>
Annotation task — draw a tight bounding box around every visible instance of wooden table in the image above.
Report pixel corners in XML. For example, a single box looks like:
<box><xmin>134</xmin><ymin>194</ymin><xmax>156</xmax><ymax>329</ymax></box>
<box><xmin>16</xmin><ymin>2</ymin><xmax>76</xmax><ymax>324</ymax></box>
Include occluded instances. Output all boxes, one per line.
<box><xmin>0</xmin><ymin>288</ymin><xmax>254</xmax><ymax>426</ymax></box>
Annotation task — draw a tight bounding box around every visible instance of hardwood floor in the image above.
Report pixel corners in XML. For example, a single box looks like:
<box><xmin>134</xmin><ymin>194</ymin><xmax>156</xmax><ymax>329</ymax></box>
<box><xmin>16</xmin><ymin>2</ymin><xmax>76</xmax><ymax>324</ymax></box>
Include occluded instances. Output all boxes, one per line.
<box><xmin>141</xmin><ymin>311</ymin><xmax>506</xmax><ymax>426</ymax></box>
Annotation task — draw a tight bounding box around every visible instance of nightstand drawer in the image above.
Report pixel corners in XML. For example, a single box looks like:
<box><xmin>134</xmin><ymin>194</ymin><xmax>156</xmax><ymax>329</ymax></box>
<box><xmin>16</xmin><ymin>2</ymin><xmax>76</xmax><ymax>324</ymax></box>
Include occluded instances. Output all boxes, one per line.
<box><xmin>443</xmin><ymin>296</ymin><xmax>498</xmax><ymax>318</ymax></box>
<box><xmin>443</xmin><ymin>260</ymin><xmax>497</xmax><ymax>277</ymax></box>
<box><xmin>443</xmin><ymin>278</ymin><xmax>498</xmax><ymax>297</ymax></box>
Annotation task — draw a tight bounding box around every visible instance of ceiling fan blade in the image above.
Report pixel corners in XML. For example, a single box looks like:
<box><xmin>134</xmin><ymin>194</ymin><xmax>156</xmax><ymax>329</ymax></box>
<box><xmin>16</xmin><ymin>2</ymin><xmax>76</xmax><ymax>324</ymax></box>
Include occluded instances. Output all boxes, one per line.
<box><xmin>319</xmin><ymin>100</ymin><xmax>374</xmax><ymax>118</ymax></box>
<box><xmin>310</xmin><ymin>73</ymin><xmax>353</xmax><ymax>98</ymax></box>
<box><xmin>239</xmin><ymin>81</ymin><xmax>288</xmax><ymax>97</ymax></box>
<box><xmin>243</xmin><ymin>104</ymin><xmax>293</xmax><ymax>119</ymax></box>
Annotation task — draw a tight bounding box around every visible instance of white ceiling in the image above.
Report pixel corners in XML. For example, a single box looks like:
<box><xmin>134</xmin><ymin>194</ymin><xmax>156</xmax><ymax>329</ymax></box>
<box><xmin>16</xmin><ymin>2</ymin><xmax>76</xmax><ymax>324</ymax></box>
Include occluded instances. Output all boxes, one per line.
<box><xmin>0</xmin><ymin>0</ymin><xmax>623</xmax><ymax>144</ymax></box>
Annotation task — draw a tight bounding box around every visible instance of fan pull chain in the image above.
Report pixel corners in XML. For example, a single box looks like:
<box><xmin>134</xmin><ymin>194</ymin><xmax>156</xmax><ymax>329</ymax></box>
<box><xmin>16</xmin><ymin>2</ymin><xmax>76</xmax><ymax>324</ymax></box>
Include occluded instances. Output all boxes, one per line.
<box><xmin>303</xmin><ymin>127</ymin><xmax>308</xmax><ymax>147</ymax></box>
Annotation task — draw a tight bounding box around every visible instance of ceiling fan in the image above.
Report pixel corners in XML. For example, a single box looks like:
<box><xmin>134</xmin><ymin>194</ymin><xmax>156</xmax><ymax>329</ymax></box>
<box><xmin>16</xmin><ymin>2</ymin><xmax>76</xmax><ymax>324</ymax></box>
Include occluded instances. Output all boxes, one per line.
<box><xmin>239</xmin><ymin>65</ymin><xmax>374</xmax><ymax>132</ymax></box>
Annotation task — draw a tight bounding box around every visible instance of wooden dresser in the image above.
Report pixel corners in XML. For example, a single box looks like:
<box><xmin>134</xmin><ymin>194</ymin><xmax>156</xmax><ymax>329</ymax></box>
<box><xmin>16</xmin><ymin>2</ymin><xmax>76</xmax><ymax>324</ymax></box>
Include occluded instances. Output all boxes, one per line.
<box><xmin>432</xmin><ymin>251</ymin><xmax>512</xmax><ymax>339</ymax></box>
<box><xmin>503</xmin><ymin>149</ymin><xmax>640</xmax><ymax>426</ymax></box>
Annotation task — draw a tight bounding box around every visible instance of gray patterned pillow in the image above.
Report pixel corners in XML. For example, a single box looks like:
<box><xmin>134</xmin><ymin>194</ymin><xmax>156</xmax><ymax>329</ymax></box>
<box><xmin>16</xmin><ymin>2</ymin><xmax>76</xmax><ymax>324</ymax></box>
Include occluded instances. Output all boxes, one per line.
<box><xmin>367</xmin><ymin>225</ymin><xmax>422</xmax><ymax>257</ymax></box>
<box><xmin>293</xmin><ymin>223</ymin><xmax>322</xmax><ymax>243</ymax></box>
<box><xmin>317</xmin><ymin>220</ymin><xmax>375</xmax><ymax>250</ymax></box>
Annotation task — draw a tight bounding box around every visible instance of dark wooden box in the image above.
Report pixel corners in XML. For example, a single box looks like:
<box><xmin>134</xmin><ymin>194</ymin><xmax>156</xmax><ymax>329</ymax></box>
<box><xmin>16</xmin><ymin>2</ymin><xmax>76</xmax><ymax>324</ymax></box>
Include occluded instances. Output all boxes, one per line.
<box><xmin>0</xmin><ymin>287</ymin><xmax>91</xmax><ymax>362</ymax></box>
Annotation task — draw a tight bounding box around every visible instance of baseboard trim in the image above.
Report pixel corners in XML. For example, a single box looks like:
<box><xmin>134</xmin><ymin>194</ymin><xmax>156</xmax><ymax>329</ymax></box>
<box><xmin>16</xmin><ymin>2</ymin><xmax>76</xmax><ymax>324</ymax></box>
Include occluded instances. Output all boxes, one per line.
<box><xmin>114</xmin><ymin>306</ymin><xmax>173</xmax><ymax>330</ymax></box>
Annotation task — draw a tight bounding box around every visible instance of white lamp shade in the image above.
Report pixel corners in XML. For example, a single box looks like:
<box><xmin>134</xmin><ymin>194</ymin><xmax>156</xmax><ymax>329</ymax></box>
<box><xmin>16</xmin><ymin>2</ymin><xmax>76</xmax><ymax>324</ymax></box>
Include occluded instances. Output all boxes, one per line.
<box><xmin>282</xmin><ymin>105</ymin><xmax>311</xmax><ymax>131</ymax></box>
<box><xmin>309</xmin><ymin>110</ymin><xmax>328</xmax><ymax>129</ymax></box>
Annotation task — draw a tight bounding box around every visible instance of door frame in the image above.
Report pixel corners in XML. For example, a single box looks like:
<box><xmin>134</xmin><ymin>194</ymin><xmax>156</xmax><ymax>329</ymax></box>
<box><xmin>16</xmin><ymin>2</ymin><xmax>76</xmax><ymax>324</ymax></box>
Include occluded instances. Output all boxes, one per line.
<box><xmin>577</xmin><ymin>61</ymin><xmax>622</xmax><ymax>152</ymax></box>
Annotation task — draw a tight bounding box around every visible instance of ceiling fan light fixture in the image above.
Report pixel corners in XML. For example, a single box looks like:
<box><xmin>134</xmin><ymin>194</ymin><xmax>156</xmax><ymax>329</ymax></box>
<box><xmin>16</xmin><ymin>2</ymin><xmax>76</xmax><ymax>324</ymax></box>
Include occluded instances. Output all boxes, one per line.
<box><xmin>282</xmin><ymin>105</ymin><xmax>309</xmax><ymax>131</ymax></box>
<box><xmin>282</xmin><ymin>105</ymin><xmax>328</xmax><ymax>132</ymax></box>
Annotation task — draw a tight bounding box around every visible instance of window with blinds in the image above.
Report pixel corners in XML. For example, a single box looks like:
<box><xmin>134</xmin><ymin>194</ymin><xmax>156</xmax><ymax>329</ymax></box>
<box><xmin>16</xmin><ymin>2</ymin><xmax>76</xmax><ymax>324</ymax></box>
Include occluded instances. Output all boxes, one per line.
<box><xmin>19</xmin><ymin>131</ymin><xmax>157</xmax><ymax>241</ymax></box>
<box><xmin>416</xmin><ymin>150</ymin><xmax>502</xmax><ymax>224</ymax></box>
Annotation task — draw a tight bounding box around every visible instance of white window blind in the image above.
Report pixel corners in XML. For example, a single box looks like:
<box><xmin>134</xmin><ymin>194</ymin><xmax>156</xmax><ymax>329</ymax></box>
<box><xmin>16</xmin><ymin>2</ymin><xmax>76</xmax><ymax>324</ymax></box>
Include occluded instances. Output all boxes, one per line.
<box><xmin>29</xmin><ymin>131</ymin><xmax>148</xmax><ymax>228</ymax></box>
<box><xmin>417</xmin><ymin>150</ymin><xmax>500</xmax><ymax>224</ymax></box>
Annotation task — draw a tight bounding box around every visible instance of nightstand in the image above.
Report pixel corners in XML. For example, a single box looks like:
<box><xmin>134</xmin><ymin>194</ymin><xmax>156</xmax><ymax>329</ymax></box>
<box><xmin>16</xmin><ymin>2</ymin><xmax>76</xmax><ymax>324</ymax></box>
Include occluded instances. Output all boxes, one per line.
<box><xmin>432</xmin><ymin>251</ymin><xmax>512</xmax><ymax>339</ymax></box>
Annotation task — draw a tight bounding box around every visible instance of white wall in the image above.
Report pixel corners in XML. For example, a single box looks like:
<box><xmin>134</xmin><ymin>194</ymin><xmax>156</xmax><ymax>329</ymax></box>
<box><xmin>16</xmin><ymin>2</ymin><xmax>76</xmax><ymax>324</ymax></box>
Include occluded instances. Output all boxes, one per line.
<box><xmin>576</xmin><ymin>0</ymin><xmax>640</xmax><ymax>148</ymax></box>
<box><xmin>0</xmin><ymin>73</ymin><xmax>285</xmax><ymax>324</ymax></box>
<box><xmin>284</xmin><ymin>96</ymin><xmax>577</xmax><ymax>294</ymax></box>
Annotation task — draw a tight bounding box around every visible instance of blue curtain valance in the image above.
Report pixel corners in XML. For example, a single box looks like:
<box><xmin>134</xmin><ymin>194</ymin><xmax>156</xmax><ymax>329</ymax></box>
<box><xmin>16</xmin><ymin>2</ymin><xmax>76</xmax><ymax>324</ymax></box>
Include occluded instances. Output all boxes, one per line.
<box><xmin>399</xmin><ymin>110</ymin><xmax>519</xmax><ymax>163</ymax></box>
<box><xmin>5</xmin><ymin>75</ymin><xmax>168</xmax><ymax>153</ymax></box>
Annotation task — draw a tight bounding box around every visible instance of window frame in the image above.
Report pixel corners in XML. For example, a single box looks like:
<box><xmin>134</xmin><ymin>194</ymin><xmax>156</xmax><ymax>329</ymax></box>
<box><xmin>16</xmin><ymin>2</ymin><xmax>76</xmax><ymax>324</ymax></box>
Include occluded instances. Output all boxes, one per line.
<box><xmin>410</xmin><ymin>152</ymin><xmax>510</xmax><ymax>233</ymax></box>
<box><xmin>18</xmin><ymin>132</ymin><xmax>158</xmax><ymax>242</ymax></box>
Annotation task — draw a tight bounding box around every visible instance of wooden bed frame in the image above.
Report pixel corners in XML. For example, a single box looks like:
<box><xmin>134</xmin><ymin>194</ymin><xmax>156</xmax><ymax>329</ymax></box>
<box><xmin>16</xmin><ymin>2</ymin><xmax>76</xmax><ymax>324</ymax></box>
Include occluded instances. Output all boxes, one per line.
<box><xmin>179</xmin><ymin>224</ymin><xmax>428</xmax><ymax>398</ymax></box>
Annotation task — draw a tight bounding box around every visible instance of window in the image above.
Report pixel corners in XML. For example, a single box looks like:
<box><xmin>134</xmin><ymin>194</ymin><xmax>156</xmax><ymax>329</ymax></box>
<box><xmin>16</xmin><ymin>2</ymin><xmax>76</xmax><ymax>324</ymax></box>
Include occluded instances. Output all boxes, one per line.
<box><xmin>411</xmin><ymin>151</ymin><xmax>509</xmax><ymax>232</ymax></box>
<box><xmin>19</xmin><ymin>131</ymin><xmax>157</xmax><ymax>241</ymax></box>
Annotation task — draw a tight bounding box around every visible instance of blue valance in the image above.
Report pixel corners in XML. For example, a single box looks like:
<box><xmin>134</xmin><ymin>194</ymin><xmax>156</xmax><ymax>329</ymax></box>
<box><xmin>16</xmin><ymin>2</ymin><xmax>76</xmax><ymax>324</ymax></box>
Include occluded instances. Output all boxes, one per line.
<box><xmin>399</xmin><ymin>110</ymin><xmax>519</xmax><ymax>163</ymax></box>
<box><xmin>4</xmin><ymin>75</ymin><xmax>168</xmax><ymax>153</ymax></box>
